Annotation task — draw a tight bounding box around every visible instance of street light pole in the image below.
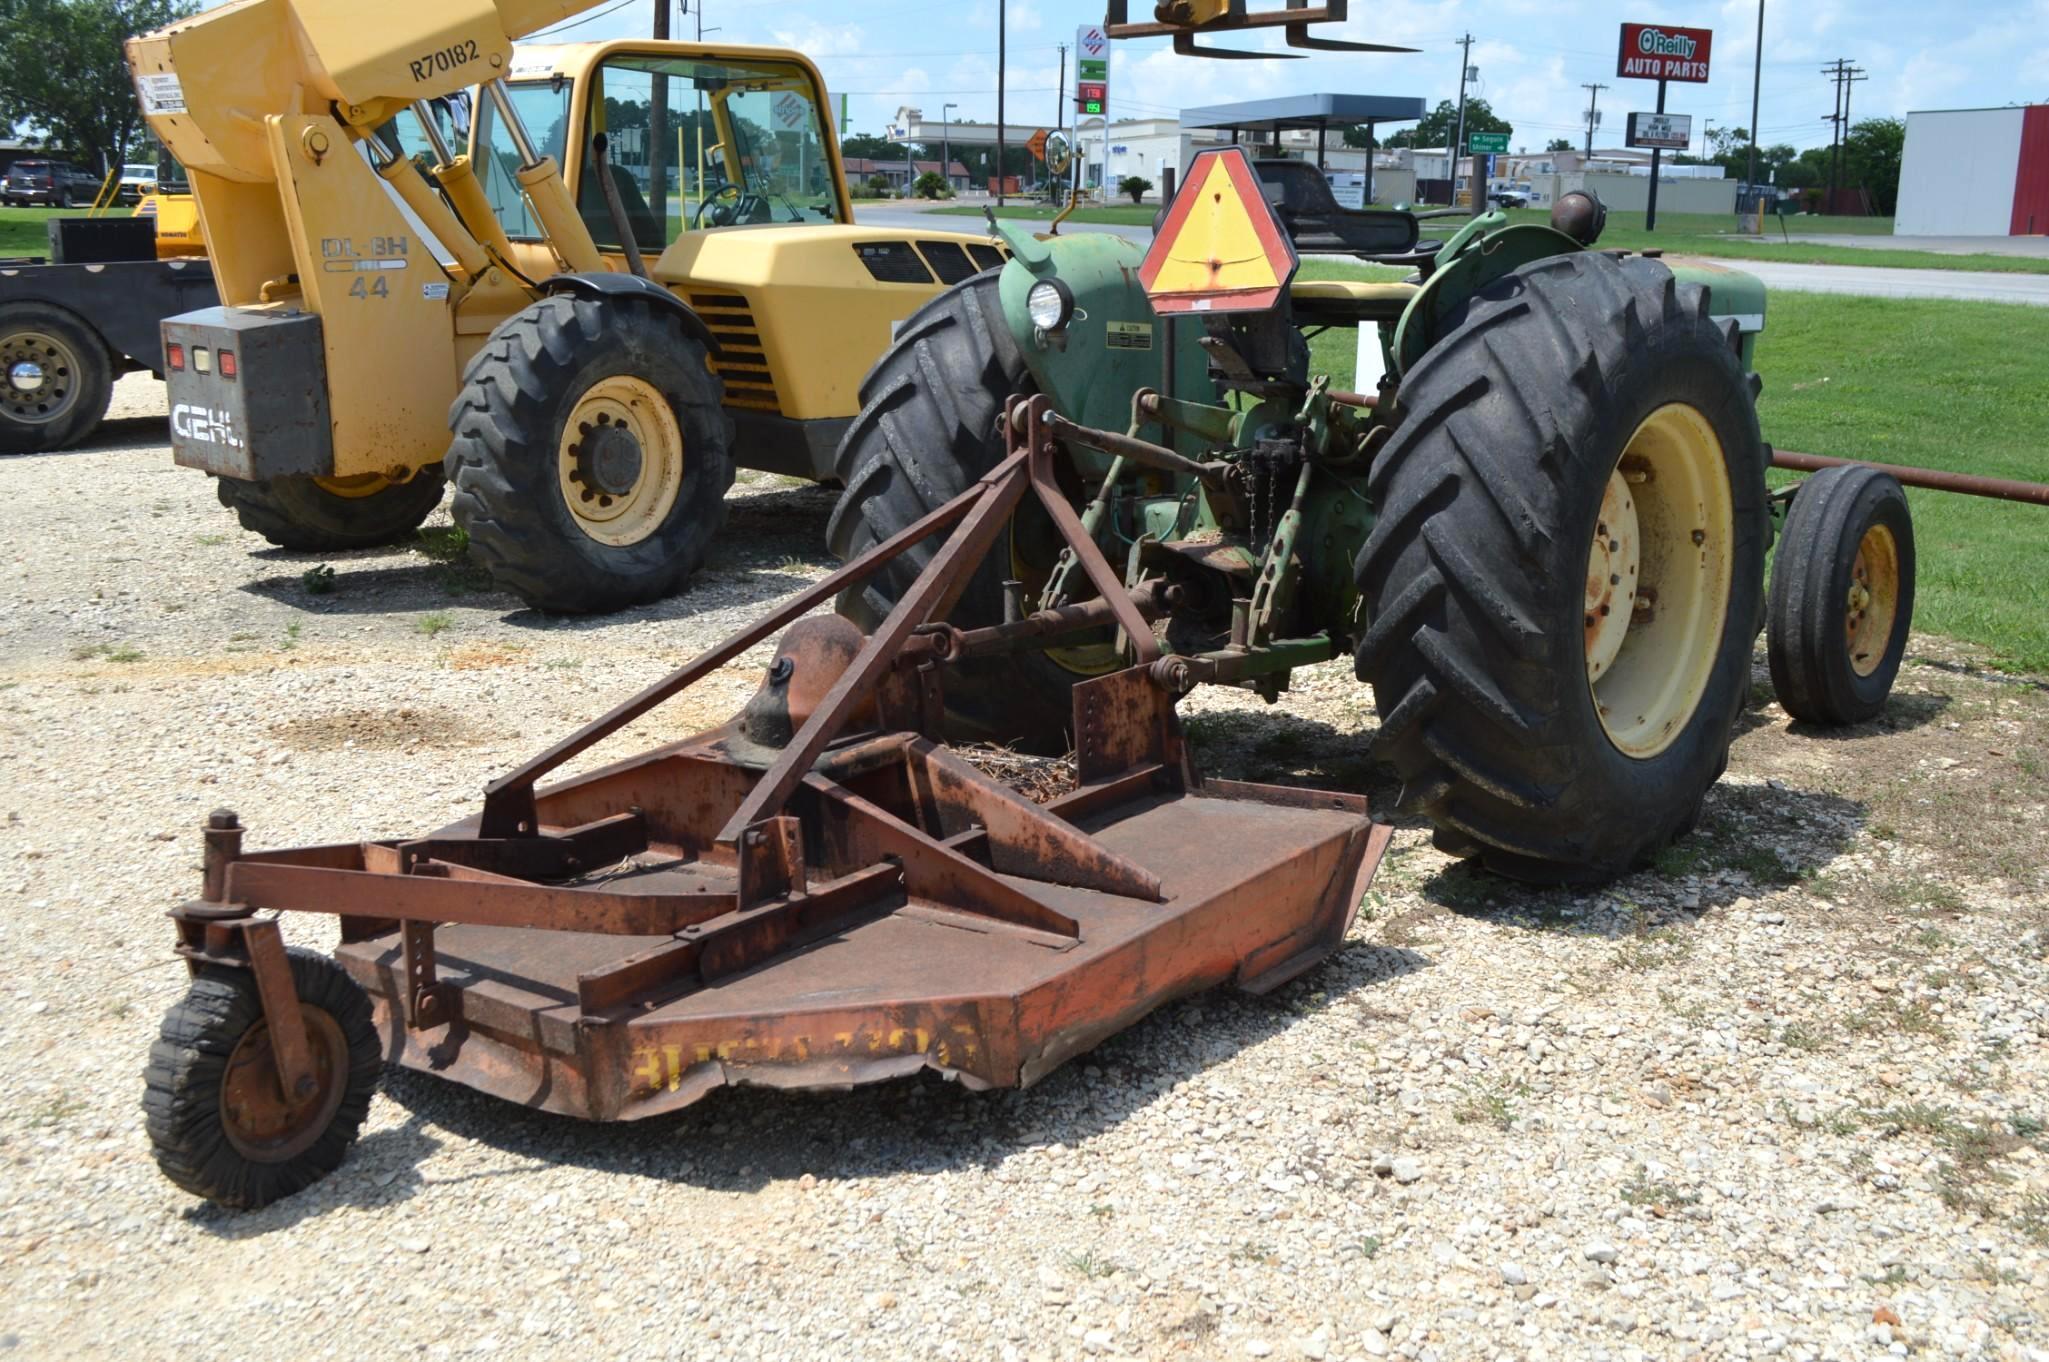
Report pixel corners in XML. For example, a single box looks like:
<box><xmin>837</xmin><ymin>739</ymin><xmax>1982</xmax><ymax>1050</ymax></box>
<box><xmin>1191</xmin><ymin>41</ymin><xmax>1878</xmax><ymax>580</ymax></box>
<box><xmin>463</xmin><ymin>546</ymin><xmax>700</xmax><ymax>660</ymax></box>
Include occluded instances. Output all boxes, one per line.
<box><xmin>1747</xmin><ymin>0</ymin><xmax>1764</xmax><ymax>191</ymax></box>
<box><xmin>942</xmin><ymin>102</ymin><xmax>958</xmax><ymax>197</ymax></box>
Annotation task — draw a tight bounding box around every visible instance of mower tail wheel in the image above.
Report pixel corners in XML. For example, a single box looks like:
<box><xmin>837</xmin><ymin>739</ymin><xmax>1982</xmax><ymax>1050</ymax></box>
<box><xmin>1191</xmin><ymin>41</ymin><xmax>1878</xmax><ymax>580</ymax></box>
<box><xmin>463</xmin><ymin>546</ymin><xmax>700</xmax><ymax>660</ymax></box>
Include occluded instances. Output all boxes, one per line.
<box><xmin>1767</xmin><ymin>464</ymin><xmax>1915</xmax><ymax>726</ymax></box>
<box><xmin>143</xmin><ymin>948</ymin><xmax>381</xmax><ymax>1210</ymax></box>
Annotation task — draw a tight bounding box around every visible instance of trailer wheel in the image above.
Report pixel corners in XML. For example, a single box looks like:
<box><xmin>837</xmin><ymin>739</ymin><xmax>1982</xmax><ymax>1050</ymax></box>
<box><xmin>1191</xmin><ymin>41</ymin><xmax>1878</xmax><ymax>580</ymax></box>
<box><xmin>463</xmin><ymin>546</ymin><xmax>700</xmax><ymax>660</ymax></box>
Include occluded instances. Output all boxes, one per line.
<box><xmin>215</xmin><ymin>469</ymin><xmax>445</xmax><ymax>551</ymax></box>
<box><xmin>447</xmin><ymin>295</ymin><xmax>733</xmax><ymax>614</ymax></box>
<box><xmin>827</xmin><ymin>271</ymin><xmax>1097</xmax><ymax>750</ymax></box>
<box><xmin>0</xmin><ymin>302</ymin><xmax>113</xmax><ymax>453</ymax></box>
<box><xmin>1354</xmin><ymin>251</ymin><xmax>1768</xmax><ymax>883</ymax></box>
<box><xmin>1767</xmin><ymin>465</ymin><xmax>1915</xmax><ymax>725</ymax></box>
<box><xmin>142</xmin><ymin>948</ymin><xmax>381</xmax><ymax>1210</ymax></box>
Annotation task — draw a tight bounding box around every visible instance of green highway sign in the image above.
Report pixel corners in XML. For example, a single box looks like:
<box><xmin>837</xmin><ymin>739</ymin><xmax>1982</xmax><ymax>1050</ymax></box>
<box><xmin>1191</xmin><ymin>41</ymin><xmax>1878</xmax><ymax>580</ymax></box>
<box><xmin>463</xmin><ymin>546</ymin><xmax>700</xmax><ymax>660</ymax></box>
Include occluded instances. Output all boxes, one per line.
<box><xmin>1468</xmin><ymin>132</ymin><xmax>1510</xmax><ymax>154</ymax></box>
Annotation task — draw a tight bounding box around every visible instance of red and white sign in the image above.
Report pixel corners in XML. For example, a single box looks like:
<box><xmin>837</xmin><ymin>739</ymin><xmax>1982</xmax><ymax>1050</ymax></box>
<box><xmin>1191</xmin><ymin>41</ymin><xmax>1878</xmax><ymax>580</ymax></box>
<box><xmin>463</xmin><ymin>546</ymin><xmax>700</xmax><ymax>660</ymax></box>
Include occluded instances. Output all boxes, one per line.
<box><xmin>1077</xmin><ymin>25</ymin><xmax>1107</xmax><ymax>58</ymax></box>
<box><xmin>1617</xmin><ymin>22</ymin><xmax>1713</xmax><ymax>83</ymax></box>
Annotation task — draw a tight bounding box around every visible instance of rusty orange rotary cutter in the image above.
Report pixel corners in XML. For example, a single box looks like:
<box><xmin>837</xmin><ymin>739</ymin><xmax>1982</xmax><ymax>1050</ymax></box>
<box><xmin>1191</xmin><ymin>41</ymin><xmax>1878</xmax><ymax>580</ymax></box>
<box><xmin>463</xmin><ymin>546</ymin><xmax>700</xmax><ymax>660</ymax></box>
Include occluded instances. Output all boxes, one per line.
<box><xmin>151</xmin><ymin>396</ymin><xmax>1389</xmax><ymax>1206</ymax></box>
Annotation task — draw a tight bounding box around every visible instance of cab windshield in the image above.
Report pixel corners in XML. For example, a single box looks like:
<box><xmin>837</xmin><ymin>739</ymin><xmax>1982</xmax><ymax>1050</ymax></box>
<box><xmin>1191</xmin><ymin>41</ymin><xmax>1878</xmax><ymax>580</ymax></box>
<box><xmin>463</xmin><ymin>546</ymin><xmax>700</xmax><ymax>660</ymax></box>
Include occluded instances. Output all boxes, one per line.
<box><xmin>577</xmin><ymin>53</ymin><xmax>843</xmax><ymax>254</ymax></box>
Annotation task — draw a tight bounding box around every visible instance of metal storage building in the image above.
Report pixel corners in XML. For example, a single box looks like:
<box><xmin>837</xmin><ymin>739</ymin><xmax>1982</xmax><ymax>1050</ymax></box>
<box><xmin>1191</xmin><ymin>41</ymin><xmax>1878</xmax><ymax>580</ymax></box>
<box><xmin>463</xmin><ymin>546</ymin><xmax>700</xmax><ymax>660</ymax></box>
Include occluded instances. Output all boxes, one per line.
<box><xmin>1897</xmin><ymin>104</ymin><xmax>2049</xmax><ymax>236</ymax></box>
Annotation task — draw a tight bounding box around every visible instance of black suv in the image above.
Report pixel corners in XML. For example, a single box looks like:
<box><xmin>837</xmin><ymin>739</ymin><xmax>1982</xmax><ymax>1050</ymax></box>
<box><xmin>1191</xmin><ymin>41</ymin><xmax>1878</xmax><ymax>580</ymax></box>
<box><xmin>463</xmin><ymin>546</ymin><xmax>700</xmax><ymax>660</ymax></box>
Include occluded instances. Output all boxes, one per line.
<box><xmin>2</xmin><ymin>160</ymin><xmax>99</xmax><ymax>208</ymax></box>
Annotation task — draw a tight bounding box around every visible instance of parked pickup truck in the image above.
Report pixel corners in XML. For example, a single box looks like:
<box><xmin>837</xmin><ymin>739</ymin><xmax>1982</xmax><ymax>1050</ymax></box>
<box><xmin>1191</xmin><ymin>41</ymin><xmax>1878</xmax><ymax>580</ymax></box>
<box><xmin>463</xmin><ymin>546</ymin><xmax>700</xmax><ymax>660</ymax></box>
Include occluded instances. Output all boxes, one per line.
<box><xmin>1</xmin><ymin>217</ymin><xmax>216</xmax><ymax>452</ymax></box>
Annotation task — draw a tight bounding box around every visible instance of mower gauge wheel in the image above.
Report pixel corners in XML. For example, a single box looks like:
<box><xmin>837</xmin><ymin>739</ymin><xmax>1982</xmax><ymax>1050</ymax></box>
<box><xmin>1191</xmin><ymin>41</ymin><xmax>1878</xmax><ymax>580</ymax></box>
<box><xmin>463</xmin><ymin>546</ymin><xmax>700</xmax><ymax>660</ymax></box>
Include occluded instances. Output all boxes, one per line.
<box><xmin>1766</xmin><ymin>464</ymin><xmax>1915</xmax><ymax>725</ymax></box>
<box><xmin>143</xmin><ymin>948</ymin><xmax>381</xmax><ymax>1209</ymax></box>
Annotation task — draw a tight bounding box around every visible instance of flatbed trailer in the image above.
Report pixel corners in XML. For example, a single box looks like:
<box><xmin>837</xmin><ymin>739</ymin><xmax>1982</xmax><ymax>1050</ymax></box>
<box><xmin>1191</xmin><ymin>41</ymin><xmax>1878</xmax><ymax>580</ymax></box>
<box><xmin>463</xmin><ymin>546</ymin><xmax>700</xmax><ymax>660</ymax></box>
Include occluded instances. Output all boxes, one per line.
<box><xmin>0</xmin><ymin>217</ymin><xmax>216</xmax><ymax>453</ymax></box>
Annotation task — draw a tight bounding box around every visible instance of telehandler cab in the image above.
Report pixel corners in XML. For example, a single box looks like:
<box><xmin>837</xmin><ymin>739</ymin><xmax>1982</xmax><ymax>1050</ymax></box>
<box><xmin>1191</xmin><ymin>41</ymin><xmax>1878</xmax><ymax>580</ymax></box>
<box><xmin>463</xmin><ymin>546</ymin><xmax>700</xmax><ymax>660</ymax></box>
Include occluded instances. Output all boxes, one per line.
<box><xmin>129</xmin><ymin>2</ymin><xmax>1004</xmax><ymax>611</ymax></box>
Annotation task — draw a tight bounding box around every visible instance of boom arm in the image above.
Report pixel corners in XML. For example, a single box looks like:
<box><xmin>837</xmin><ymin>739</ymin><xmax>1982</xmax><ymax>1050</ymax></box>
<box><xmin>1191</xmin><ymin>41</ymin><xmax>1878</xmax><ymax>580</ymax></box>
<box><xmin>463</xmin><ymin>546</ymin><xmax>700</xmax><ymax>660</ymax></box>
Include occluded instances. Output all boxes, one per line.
<box><xmin>123</xmin><ymin>0</ymin><xmax>612</xmax><ymax>481</ymax></box>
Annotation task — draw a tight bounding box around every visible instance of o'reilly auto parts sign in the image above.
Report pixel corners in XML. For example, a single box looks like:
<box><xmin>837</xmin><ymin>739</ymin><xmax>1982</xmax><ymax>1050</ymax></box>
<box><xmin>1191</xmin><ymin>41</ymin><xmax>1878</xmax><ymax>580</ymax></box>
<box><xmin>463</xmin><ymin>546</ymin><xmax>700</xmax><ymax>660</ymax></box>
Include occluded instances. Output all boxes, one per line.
<box><xmin>1617</xmin><ymin>22</ymin><xmax>1712</xmax><ymax>82</ymax></box>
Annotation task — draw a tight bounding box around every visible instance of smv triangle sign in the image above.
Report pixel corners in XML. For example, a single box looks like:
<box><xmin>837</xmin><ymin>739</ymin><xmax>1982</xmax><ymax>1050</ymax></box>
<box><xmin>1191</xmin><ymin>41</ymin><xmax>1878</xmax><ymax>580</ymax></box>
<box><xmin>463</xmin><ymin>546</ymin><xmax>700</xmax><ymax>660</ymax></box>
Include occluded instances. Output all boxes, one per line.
<box><xmin>1139</xmin><ymin>147</ymin><xmax>1298</xmax><ymax>315</ymax></box>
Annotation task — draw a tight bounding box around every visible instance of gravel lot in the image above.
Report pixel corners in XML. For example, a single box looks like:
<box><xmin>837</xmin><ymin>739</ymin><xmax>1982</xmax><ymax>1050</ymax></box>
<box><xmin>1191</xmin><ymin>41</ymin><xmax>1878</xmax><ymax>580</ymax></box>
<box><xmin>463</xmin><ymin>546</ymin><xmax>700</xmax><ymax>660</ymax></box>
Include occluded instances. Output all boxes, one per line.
<box><xmin>3</xmin><ymin>376</ymin><xmax>2046</xmax><ymax>1361</ymax></box>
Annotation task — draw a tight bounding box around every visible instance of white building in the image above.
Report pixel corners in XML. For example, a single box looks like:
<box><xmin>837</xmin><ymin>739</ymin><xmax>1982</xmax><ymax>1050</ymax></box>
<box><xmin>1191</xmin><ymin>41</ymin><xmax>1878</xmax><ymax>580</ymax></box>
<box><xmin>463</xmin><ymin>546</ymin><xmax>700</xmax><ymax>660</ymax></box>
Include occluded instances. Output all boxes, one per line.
<box><xmin>1897</xmin><ymin>105</ymin><xmax>2049</xmax><ymax>236</ymax></box>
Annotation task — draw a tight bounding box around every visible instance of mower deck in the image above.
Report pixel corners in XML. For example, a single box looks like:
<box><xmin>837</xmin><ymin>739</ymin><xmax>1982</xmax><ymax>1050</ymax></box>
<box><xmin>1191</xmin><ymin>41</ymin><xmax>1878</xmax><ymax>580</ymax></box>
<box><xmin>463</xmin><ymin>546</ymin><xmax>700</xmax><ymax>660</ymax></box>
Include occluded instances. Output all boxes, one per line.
<box><xmin>331</xmin><ymin>767</ymin><xmax>1383</xmax><ymax>1120</ymax></box>
<box><xmin>164</xmin><ymin>396</ymin><xmax>1389</xmax><ymax>1179</ymax></box>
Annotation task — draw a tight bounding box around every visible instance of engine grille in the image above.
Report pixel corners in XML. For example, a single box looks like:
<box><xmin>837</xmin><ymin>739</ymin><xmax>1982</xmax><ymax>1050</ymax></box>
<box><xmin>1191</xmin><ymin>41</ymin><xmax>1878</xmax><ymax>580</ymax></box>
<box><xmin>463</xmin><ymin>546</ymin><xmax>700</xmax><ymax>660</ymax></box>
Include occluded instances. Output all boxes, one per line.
<box><xmin>687</xmin><ymin>292</ymin><xmax>780</xmax><ymax>415</ymax></box>
<box><xmin>854</xmin><ymin>241</ymin><xmax>934</xmax><ymax>284</ymax></box>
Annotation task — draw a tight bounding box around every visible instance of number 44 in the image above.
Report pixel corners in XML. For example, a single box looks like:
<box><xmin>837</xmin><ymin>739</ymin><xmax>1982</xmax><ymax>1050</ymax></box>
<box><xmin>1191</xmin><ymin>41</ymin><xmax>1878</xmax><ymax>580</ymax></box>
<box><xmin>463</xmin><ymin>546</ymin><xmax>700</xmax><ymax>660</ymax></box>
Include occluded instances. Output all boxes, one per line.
<box><xmin>349</xmin><ymin>275</ymin><xmax>389</xmax><ymax>300</ymax></box>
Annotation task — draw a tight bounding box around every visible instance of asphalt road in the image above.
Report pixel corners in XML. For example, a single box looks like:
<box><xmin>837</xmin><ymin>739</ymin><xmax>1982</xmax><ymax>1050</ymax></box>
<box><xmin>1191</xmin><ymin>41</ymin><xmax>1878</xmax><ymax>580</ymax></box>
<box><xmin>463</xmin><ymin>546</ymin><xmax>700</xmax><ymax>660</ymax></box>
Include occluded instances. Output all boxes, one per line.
<box><xmin>856</xmin><ymin>204</ymin><xmax>2049</xmax><ymax>307</ymax></box>
<box><xmin>1689</xmin><ymin>257</ymin><xmax>2049</xmax><ymax>307</ymax></box>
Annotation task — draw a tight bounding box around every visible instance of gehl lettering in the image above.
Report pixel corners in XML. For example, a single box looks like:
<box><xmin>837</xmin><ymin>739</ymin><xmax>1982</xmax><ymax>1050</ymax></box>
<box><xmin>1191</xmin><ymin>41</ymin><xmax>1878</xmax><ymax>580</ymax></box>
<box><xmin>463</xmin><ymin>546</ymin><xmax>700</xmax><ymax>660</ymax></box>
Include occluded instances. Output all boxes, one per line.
<box><xmin>409</xmin><ymin>38</ymin><xmax>479</xmax><ymax>83</ymax></box>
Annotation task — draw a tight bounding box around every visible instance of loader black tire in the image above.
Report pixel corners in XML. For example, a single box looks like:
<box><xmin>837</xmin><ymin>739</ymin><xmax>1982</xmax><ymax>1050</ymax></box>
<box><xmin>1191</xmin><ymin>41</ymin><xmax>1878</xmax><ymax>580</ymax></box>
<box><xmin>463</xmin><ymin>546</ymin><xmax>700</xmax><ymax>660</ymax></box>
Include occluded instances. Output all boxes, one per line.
<box><xmin>446</xmin><ymin>295</ymin><xmax>733</xmax><ymax>614</ymax></box>
<box><xmin>1767</xmin><ymin>464</ymin><xmax>1915</xmax><ymax>726</ymax></box>
<box><xmin>1354</xmin><ymin>250</ymin><xmax>1768</xmax><ymax>883</ymax></box>
<box><xmin>214</xmin><ymin>470</ymin><xmax>445</xmax><ymax>551</ymax></box>
<box><xmin>827</xmin><ymin>270</ymin><xmax>1080</xmax><ymax>749</ymax></box>
<box><xmin>143</xmin><ymin>948</ymin><xmax>382</xmax><ymax>1210</ymax></box>
<box><xmin>0</xmin><ymin>301</ymin><xmax>113</xmax><ymax>453</ymax></box>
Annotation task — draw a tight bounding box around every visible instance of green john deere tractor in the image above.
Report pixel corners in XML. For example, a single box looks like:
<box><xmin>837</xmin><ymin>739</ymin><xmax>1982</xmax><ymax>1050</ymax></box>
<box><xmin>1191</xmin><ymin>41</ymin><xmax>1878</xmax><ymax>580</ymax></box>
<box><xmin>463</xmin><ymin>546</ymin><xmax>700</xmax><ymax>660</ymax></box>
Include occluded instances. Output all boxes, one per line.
<box><xmin>825</xmin><ymin>148</ymin><xmax>1914</xmax><ymax>884</ymax></box>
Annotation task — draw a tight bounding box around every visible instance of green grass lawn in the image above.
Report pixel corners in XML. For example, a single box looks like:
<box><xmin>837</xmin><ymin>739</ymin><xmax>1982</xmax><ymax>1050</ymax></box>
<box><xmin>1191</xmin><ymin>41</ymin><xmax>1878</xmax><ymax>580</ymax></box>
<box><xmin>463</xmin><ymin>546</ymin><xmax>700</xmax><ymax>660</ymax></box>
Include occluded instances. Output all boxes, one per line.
<box><xmin>1303</xmin><ymin>284</ymin><xmax>2049</xmax><ymax>673</ymax></box>
<box><xmin>937</xmin><ymin>201</ymin><xmax>2049</xmax><ymax>275</ymax></box>
<box><xmin>931</xmin><ymin>202</ymin><xmax>1162</xmax><ymax>228</ymax></box>
<box><xmin>0</xmin><ymin>205</ymin><xmax>66</xmax><ymax>256</ymax></box>
<box><xmin>1505</xmin><ymin>207</ymin><xmax>2049</xmax><ymax>276</ymax></box>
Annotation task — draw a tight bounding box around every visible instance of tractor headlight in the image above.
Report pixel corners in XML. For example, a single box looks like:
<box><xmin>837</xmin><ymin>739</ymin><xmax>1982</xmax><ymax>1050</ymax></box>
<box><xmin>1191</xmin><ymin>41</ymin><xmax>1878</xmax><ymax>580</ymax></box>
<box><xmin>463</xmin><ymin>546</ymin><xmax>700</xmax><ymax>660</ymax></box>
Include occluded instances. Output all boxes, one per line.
<box><xmin>1026</xmin><ymin>278</ymin><xmax>1074</xmax><ymax>334</ymax></box>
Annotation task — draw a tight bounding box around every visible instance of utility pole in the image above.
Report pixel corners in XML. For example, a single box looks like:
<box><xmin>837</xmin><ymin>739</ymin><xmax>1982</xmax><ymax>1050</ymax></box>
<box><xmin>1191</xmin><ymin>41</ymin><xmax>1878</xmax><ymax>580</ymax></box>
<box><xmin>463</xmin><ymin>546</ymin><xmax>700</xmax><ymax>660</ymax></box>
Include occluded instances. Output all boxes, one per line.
<box><xmin>648</xmin><ymin>0</ymin><xmax>669</xmax><ymax>232</ymax></box>
<box><xmin>1819</xmin><ymin>59</ymin><xmax>1866</xmax><ymax>210</ymax></box>
<box><xmin>1581</xmin><ymin>82</ymin><xmax>1608</xmax><ymax>159</ymax></box>
<box><xmin>996</xmin><ymin>0</ymin><xmax>1007</xmax><ymax>207</ymax></box>
<box><xmin>1451</xmin><ymin>33</ymin><xmax>1474</xmax><ymax>209</ymax></box>
<box><xmin>1746</xmin><ymin>0</ymin><xmax>1764</xmax><ymax>191</ymax></box>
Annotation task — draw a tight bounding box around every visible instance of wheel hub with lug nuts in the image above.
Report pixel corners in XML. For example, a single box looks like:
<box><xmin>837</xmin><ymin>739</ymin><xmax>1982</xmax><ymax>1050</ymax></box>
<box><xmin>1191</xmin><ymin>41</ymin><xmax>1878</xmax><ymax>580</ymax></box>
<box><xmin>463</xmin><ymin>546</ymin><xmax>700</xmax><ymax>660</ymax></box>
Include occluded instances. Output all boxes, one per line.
<box><xmin>555</xmin><ymin>375</ymin><xmax>686</xmax><ymax>547</ymax></box>
<box><xmin>578</xmin><ymin>421</ymin><xmax>646</xmax><ymax>497</ymax></box>
<box><xmin>1</xmin><ymin>330</ymin><xmax>77</xmax><ymax>424</ymax></box>
<box><xmin>1583</xmin><ymin>404</ymin><xmax>1735</xmax><ymax>760</ymax></box>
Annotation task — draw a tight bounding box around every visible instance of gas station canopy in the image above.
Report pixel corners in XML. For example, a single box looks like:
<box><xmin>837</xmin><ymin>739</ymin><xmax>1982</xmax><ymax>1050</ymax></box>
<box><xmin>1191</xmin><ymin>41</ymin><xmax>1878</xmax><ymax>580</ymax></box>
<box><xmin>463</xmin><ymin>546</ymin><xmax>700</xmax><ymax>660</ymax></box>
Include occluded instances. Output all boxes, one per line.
<box><xmin>1180</xmin><ymin>94</ymin><xmax>1428</xmax><ymax>207</ymax></box>
<box><xmin>1179</xmin><ymin>94</ymin><xmax>1428</xmax><ymax>138</ymax></box>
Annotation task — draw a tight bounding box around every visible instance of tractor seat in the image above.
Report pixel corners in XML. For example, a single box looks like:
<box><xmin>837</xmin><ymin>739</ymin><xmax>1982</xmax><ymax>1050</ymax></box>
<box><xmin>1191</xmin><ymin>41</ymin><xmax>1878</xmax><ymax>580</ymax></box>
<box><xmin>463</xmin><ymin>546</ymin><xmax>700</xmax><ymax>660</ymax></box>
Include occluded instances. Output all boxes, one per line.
<box><xmin>1287</xmin><ymin>279</ymin><xmax>1419</xmax><ymax>327</ymax></box>
<box><xmin>1251</xmin><ymin>159</ymin><xmax>1420</xmax><ymax>259</ymax></box>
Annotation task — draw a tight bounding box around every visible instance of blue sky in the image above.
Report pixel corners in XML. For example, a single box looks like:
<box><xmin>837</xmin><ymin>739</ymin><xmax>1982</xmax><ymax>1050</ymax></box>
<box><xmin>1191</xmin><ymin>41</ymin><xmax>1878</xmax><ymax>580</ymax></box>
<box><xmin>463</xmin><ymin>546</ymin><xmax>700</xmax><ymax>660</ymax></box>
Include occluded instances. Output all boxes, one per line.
<box><xmin>200</xmin><ymin>0</ymin><xmax>2049</xmax><ymax>156</ymax></box>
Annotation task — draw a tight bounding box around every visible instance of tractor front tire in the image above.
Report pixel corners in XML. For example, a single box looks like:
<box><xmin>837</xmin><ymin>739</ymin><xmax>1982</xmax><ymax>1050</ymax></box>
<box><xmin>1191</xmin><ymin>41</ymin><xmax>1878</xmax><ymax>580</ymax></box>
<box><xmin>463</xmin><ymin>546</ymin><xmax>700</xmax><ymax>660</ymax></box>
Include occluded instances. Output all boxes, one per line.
<box><xmin>827</xmin><ymin>271</ymin><xmax>1081</xmax><ymax>750</ymax></box>
<box><xmin>143</xmin><ymin>948</ymin><xmax>382</xmax><ymax>1210</ymax></box>
<box><xmin>1767</xmin><ymin>464</ymin><xmax>1915</xmax><ymax>726</ymax></box>
<box><xmin>1355</xmin><ymin>251</ymin><xmax>1768</xmax><ymax>883</ymax></box>
<box><xmin>447</xmin><ymin>295</ymin><xmax>733</xmax><ymax>614</ymax></box>
<box><xmin>215</xmin><ymin>470</ymin><xmax>445</xmax><ymax>551</ymax></box>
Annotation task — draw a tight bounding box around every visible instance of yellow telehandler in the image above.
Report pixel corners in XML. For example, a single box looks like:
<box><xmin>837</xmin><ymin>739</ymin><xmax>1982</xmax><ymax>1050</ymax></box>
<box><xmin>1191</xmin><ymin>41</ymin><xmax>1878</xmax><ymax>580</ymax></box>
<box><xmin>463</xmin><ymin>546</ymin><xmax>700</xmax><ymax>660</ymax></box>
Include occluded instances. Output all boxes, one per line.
<box><xmin>128</xmin><ymin>2</ymin><xmax>1003</xmax><ymax>611</ymax></box>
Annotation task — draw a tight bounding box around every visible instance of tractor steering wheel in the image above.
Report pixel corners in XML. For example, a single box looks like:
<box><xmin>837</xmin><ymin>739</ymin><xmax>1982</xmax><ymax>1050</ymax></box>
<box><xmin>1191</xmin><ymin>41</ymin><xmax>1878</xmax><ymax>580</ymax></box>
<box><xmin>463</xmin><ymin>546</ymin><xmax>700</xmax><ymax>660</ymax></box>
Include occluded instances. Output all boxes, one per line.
<box><xmin>694</xmin><ymin>182</ymin><xmax>760</xmax><ymax>228</ymax></box>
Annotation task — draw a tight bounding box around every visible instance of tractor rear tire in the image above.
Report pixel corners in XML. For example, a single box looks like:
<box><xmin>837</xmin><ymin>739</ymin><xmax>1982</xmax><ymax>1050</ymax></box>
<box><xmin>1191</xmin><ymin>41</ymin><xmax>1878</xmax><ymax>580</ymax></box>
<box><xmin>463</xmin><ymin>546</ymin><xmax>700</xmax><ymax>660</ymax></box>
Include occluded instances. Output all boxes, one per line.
<box><xmin>215</xmin><ymin>470</ymin><xmax>445</xmax><ymax>551</ymax></box>
<box><xmin>143</xmin><ymin>948</ymin><xmax>382</xmax><ymax>1209</ymax></box>
<box><xmin>447</xmin><ymin>295</ymin><xmax>733</xmax><ymax>614</ymax></box>
<box><xmin>827</xmin><ymin>271</ymin><xmax>1080</xmax><ymax>750</ymax></box>
<box><xmin>1767</xmin><ymin>464</ymin><xmax>1915</xmax><ymax>725</ymax></box>
<box><xmin>0</xmin><ymin>302</ymin><xmax>113</xmax><ymax>453</ymax></box>
<box><xmin>1354</xmin><ymin>251</ymin><xmax>1768</xmax><ymax>883</ymax></box>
